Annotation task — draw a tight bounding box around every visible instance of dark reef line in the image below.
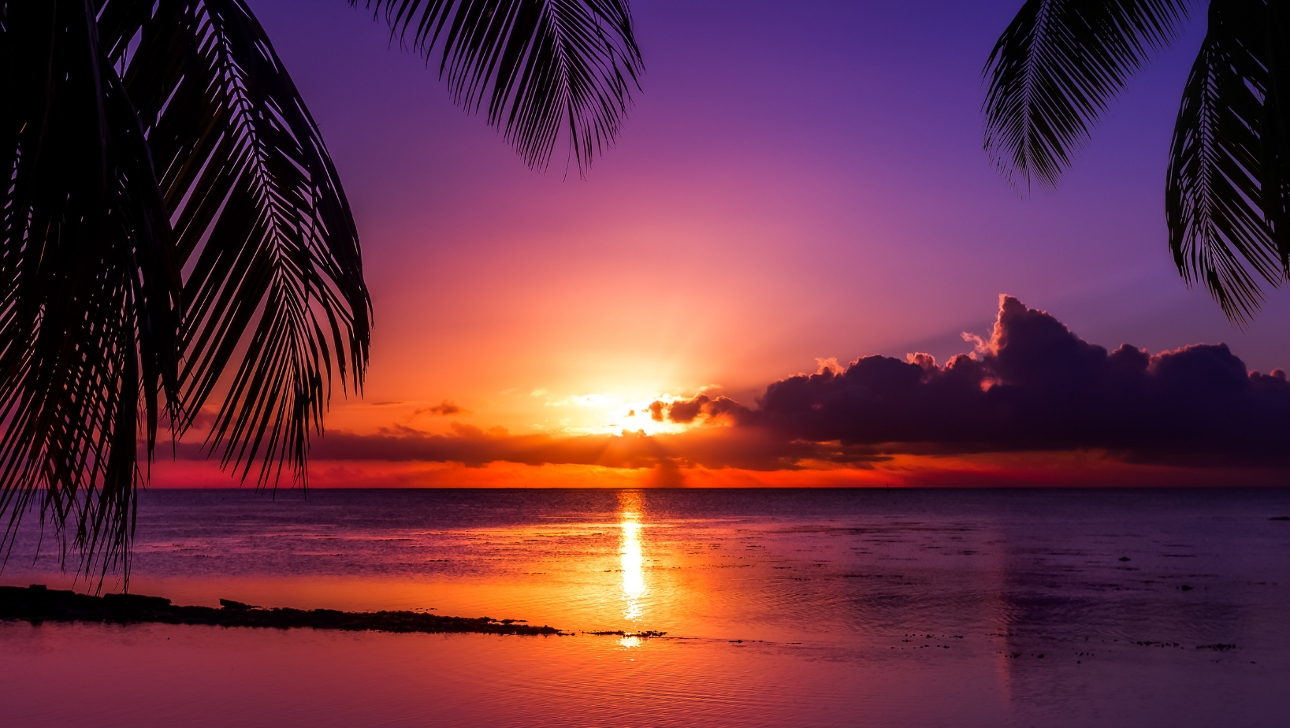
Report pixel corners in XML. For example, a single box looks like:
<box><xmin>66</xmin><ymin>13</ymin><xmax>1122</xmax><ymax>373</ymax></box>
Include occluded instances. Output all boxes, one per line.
<box><xmin>0</xmin><ymin>584</ymin><xmax>560</xmax><ymax>636</ymax></box>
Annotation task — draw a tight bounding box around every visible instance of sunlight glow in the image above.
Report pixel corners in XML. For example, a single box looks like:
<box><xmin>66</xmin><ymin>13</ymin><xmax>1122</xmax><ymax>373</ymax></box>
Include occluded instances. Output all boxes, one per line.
<box><xmin>619</xmin><ymin>491</ymin><xmax>646</xmax><ymax>621</ymax></box>
<box><xmin>539</xmin><ymin>391</ymin><xmax>702</xmax><ymax>436</ymax></box>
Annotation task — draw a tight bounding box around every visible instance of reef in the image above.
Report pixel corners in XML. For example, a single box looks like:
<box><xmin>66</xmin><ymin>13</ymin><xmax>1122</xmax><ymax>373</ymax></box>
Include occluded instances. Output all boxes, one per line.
<box><xmin>0</xmin><ymin>584</ymin><xmax>560</xmax><ymax>636</ymax></box>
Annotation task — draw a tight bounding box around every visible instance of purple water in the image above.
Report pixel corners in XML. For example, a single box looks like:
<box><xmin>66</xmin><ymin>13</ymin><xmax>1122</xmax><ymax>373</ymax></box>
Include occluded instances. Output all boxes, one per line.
<box><xmin>2</xmin><ymin>488</ymin><xmax>1288</xmax><ymax>726</ymax></box>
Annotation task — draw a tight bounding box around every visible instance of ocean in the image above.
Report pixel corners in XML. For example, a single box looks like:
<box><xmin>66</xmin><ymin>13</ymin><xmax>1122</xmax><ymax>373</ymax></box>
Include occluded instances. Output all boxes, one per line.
<box><xmin>2</xmin><ymin>487</ymin><xmax>1288</xmax><ymax>727</ymax></box>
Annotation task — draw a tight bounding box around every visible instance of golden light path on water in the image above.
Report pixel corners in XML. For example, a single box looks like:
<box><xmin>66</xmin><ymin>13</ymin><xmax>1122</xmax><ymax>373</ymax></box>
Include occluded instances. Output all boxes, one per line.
<box><xmin>5</xmin><ymin>490</ymin><xmax>1290</xmax><ymax>727</ymax></box>
<box><xmin>617</xmin><ymin>490</ymin><xmax>646</xmax><ymax>645</ymax></box>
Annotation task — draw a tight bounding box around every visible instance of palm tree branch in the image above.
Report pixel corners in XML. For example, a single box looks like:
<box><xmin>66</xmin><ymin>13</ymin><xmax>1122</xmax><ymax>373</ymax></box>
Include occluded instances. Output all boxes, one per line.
<box><xmin>104</xmin><ymin>0</ymin><xmax>371</xmax><ymax>489</ymax></box>
<box><xmin>354</xmin><ymin>0</ymin><xmax>643</xmax><ymax>173</ymax></box>
<box><xmin>0</xmin><ymin>0</ymin><xmax>181</xmax><ymax>583</ymax></box>
<box><xmin>1261</xmin><ymin>0</ymin><xmax>1290</xmax><ymax>260</ymax></box>
<box><xmin>984</xmin><ymin>0</ymin><xmax>1191</xmax><ymax>189</ymax></box>
<box><xmin>1166</xmin><ymin>0</ymin><xmax>1281</xmax><ymax>323</ymax></box>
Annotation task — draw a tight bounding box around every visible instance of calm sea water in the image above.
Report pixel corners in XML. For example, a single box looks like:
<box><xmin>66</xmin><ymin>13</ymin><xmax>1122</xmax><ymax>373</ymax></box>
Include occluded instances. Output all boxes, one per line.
<box><xmin>2</xmin><ymin>488</ymin><xmax>1289</xmax><ymax>727</ymax></box>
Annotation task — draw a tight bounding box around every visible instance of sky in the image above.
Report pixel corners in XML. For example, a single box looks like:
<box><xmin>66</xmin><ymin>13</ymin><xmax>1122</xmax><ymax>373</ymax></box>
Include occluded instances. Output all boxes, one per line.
<box><xmin>162</xmin><ymin>0</ymin><xmax>1290</xmax><ymax>488</ymax></box>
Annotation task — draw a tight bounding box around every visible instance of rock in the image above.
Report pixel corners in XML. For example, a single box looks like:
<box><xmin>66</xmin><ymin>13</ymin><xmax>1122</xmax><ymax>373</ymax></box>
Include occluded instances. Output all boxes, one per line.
<box><xmin>219</xmin><ymin>599</ymin><xmax>259</xmax><ymax>611</ymax></box>
<box><xmin>585</xmin><ymin>629</ymin><xmax>666</xmax><ymax>638</ymax></box>
<box><xmin>102</xmin><ymin>593</ymin><xmax>171</xmax><ymax>610</ymax></box>
<box><xmin>0</xmin><ymin>585</ymin><xmax>559</xmax><ymax>636</ymax></box>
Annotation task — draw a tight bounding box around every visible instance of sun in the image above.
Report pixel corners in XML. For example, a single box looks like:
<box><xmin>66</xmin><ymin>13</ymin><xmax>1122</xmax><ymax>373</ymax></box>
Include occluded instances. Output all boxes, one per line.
<box><xmin>541</xmin><ymin>391</ymin><xmax>699</xmax><ymax>437</ymax></box>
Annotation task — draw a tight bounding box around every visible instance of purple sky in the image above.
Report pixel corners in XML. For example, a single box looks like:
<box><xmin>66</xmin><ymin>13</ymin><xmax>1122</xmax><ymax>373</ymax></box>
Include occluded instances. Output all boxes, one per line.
<box><xmin>238</xmin><ymin>0</ymin><xmax>1290</xmax><ymax>446</ymax></box>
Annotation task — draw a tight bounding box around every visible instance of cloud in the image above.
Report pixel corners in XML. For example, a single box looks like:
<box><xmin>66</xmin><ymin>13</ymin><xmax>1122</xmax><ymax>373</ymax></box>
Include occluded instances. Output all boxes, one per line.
<box><xmin>413</xmin><ymin>400</ymin><xmax>466</xmax><ymax>417</ymax></box>
<box><xmin>314</xmin><ymin>423</ymin><xmax>664</xmax><ymax>468</ymax></box>
<box><xmin>651</xmin><ymin>295</ymin><xmax>1290</xmax><ymax>466</ymax></box>
<box><xmin>302</xmin><ymin>422</ymin><xmax>853</xmax><ymax>471</ymax></box>
<box><xmin>169</xmin><ymin>296</ymin><xmax>1290</xmax><ymax>475</ymax></box>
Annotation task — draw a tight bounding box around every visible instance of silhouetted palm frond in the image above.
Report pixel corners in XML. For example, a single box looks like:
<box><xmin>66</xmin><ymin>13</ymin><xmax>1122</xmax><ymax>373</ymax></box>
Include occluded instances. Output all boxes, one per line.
<box><xmin>987</xmin><ymin>0</ymin><xmax>1290</xmax><ymax>323</ymax></box>
<box><xmin>984</xmin><ymin>0</ymin><xmax>1190</xmax><ymax>189</ymax></box>
<box><xmin>1259</xmin><ymin>2</ymin><xmax>1290</xmax><ymax>265</ymax></box>
<box><xmin>0</xmin><ymin>0</ymin><xmax>372</xmax><ymax>581</ymax></box>
<box><xmin>1166</xmin><ymin>0</ymin><xmax>1278</xmax><ymax>322</ymax></box>
<box><xmin>104</xmin><ymin>0</ymin><xmax>372</xmax><ymax>488</ymax></box>
<box><xmin>0</xmin><ymin>1</ymin><xmax>182</xmax><ymax>580</ymax></box>
<box><xmin>355</xmin><ymin>0</ymin><xmax>643</xmax><ymax>173</ymax></box>
<box><xmin>3</xmin><ymin>0</ymin><xmax>642</xmax><ymax>581</ymax></box>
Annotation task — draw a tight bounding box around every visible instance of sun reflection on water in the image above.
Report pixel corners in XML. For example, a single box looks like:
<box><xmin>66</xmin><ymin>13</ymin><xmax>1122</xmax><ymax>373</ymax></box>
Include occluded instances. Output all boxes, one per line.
<box><xmin>618</xmin><ymin>491</ymin><xmax>646</xmax><ymax>622</ymax></box>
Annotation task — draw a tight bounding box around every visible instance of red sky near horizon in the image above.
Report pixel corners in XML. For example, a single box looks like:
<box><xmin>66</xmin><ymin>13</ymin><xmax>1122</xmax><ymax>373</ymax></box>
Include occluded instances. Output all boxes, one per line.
<box><xmin>158</xmin><ymin>0</ymin><xmax>1290</xmax><ymax>489</ymax></box>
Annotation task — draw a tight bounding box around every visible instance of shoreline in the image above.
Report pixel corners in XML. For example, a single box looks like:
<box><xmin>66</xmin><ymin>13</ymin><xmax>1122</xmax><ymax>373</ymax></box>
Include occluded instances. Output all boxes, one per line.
<box><xmin>0</xmin><ymin>584</ymin><xmax>560</xmax><ymax>636</ymax></box>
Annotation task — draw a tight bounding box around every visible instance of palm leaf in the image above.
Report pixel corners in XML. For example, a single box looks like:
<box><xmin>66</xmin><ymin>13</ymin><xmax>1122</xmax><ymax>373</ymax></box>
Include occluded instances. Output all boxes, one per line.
<box><xmin>0</xmin><ymin>0</ymin><xmax>181</xmax><ymax>581</ymax></box>
<box><xmin>1167</xmin><ymin>0</ymin><xmax>1284</xmax><ymax>322</ymax></box>
<box><xmin>101</xmin><ymin>0</ymin><xmax>372</xmax><ymax>488</ymax></box>
<box><xmin>1260</xmin><ymin>1</ymin><xmax>1290</xmax><ymax>260</ymax></box>
<box><xmin>984</xmin><ymin>0</ymin><xmax>1190</xmax><ymax>189</ymax></box>
<box><xmin>355</xmin><ymin>0</ymin><xmax>643</xmax><ymax>172</ymax></box>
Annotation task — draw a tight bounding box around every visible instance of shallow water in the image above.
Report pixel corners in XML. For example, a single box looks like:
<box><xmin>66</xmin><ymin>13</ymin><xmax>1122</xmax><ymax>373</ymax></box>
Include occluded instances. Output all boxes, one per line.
<box><xmin>2</xmin><ymin>488</ymin><xmax>1289</xmax><ymax>727</ymax></box>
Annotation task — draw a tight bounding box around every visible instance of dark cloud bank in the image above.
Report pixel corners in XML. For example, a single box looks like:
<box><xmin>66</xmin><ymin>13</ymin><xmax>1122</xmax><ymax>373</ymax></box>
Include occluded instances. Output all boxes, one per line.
<box><xmin>655</xmin><ymin>296</ymin><xmax>1290</xmax><ymax>467</ymax></box>
<box><xmin>300</xmin><ymin>296</ymin><xmax>1290</xmax><ymax>471</ymax></box>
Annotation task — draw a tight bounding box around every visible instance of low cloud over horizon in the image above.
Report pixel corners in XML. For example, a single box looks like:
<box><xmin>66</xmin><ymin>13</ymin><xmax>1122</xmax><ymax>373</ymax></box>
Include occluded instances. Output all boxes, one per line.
<box><xmin>178</xmin><ymin>297</ymin><xmax>1290</xmax><ymax>477</ymax></box>
<box><xmin>648</xmin><ymin>295</ymin><xmax>1290</xmax><ymax>468</ymax></box>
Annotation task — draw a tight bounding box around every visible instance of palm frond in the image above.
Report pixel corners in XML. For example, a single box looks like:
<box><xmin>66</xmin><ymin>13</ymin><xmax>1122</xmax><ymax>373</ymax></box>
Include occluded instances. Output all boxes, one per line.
<box><xmin>1260</xmin><ymin>1</ymin><xmax>1290</xmax><ymax>260</ymax></box>
<box><xmin>355</xmin><ymin>0</ymin><xmax>643</xmax><ymax>173</ymax></box>
<box><xmin>101</xmin><ymin>0</ymin><xmax>372</xmax><ymax>488</ymax></box>
<box><xmin>0</xmin><ymin>0</ymin><xmax>181</xmax><ymax>581</ymax></box>
<box><xmin>1167</xmin><ymin>0</ymin><xmax>1282</xmax><ymax>323</ymax></box>
<box><xmin>984</xmin><ymin>0</ymin><xmax>1191</xmax><ymax>189</ymax></box>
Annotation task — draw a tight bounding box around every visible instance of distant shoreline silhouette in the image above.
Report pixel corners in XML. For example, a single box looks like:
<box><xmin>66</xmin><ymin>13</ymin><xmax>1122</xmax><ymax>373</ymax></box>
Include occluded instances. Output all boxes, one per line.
<box><xmin>0</xmin><ymin>584</ymin><xmax>558</xmax><ymax>636</ymax></box>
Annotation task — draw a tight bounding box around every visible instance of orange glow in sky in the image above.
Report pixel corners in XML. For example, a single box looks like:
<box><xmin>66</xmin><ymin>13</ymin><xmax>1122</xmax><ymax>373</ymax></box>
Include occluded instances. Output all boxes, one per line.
<box><xmin>146</xmin><ymin>0</ymin><xmax>1290</xmax><ymax>491</ymax></box>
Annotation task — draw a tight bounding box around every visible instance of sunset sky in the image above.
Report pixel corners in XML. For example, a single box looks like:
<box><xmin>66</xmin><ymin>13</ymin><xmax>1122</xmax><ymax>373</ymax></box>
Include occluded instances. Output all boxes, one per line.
<box><xmin>164</xmin><ymin>0</ymin><xmax>1290</xmax><ymax>488</ymax></box>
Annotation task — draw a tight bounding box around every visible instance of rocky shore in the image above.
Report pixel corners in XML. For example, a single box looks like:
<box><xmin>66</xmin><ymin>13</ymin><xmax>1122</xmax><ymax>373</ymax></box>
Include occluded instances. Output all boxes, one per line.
<box><xmin>0</xmin><ymin>584</ymin><xmax>560</xmax><ymax>636</ymax></box>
